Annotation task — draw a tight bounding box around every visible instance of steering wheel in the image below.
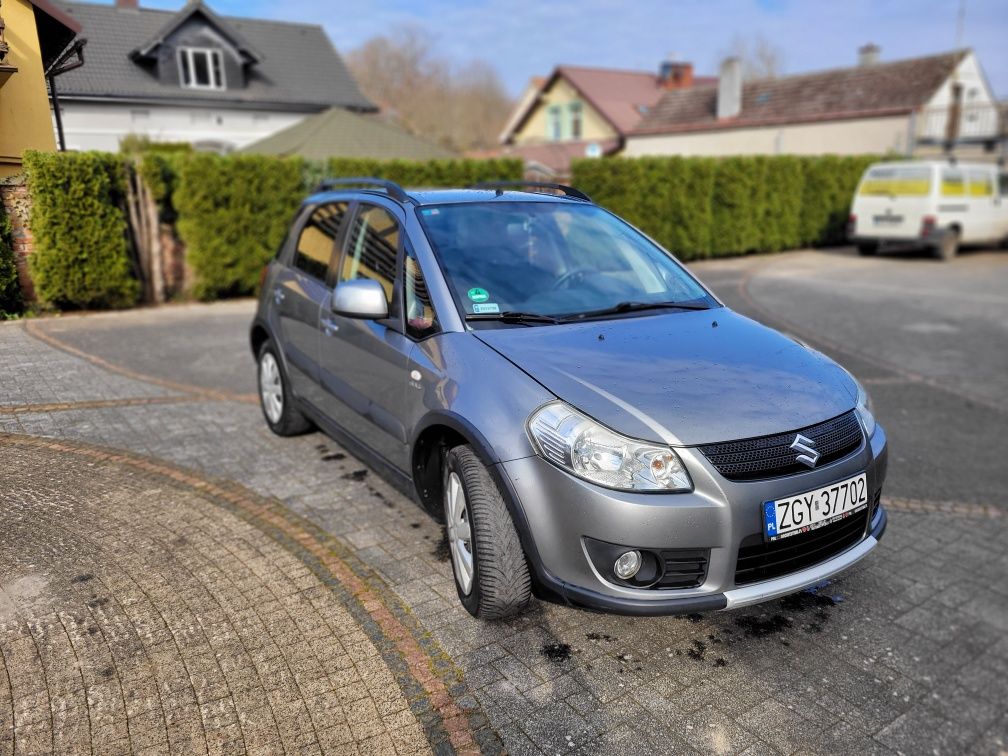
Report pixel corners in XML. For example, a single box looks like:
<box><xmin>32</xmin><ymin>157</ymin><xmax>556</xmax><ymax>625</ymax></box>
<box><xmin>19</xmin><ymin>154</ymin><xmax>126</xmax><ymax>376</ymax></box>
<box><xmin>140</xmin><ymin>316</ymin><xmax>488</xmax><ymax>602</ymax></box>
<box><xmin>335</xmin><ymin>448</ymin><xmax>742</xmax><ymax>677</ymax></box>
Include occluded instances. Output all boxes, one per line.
<box><xmin>551</xmin><ymin>267</ymin><xmax>595</xmax><ymax>291</ymax></box>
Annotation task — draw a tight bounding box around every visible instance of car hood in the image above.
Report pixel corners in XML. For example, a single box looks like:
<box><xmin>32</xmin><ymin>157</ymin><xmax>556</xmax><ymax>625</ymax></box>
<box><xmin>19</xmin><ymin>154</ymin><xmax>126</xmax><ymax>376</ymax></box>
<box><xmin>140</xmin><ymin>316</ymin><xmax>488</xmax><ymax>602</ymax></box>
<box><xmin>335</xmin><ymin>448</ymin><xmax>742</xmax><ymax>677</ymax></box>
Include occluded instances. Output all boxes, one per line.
<box><xmin>474</xmin><ymin>308</ymin><xmax>857</xmax><ymax>446</ymax></box>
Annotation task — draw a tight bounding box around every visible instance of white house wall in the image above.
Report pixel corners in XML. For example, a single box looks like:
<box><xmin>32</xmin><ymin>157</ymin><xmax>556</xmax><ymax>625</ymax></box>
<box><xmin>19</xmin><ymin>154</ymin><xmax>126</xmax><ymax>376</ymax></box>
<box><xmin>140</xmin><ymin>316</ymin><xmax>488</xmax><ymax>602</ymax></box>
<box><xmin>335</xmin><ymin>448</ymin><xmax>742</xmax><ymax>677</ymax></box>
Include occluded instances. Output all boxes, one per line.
<box><xmin>53</xmin><ymin>101</ymin><xmax>311</xmax><ymax>152</ymax></box>
<box><xmin>917</xmin><ymin>52</ymin><xmax>999</xmax><ymax>141</ymax></box>
<box><xmin>623</xmin><ymin>115</ymin><xmax>910</xmax><ymax>157</ymax></box>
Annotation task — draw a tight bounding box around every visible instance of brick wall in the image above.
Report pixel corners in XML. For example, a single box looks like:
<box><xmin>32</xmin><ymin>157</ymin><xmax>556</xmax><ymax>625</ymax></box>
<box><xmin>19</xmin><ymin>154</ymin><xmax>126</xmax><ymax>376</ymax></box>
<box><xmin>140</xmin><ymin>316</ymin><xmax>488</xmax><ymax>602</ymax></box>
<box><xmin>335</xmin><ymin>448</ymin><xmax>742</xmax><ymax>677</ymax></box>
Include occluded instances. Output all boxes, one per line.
<box><xmin>0</xmin><ymin>176</ymin><xmax>36</xmax><ymax>303</ymax></box>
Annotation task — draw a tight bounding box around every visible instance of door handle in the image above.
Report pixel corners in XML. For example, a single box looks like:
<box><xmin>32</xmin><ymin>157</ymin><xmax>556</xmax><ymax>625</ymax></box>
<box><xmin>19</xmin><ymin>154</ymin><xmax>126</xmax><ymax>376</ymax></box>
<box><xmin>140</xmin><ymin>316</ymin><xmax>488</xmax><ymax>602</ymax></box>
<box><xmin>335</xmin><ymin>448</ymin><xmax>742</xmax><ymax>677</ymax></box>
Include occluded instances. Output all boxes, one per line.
<box><xmin>273</xmin><ymin>287</ymin><xmax>285</xmax><ymax>305</ymax></box>
<box><xmin>321</xmin><ymin>317</ymin><xmax>339</xmax><ymax>335</ymax></box>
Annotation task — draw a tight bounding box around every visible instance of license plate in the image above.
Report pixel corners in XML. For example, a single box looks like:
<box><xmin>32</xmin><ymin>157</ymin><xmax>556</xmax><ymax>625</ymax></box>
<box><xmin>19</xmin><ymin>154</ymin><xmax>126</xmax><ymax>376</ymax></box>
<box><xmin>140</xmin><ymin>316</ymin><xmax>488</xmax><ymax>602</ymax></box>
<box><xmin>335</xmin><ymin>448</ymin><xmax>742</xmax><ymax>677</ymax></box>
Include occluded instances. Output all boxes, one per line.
<box><xmin>763</xmin><ymin>473</ymin><xmax>868</xmax><ymax>542</ymax></box>
<box><xmin>873</xmin><ymin>214</ymin><xmax>903</xmax><ymax>224</ymax></box>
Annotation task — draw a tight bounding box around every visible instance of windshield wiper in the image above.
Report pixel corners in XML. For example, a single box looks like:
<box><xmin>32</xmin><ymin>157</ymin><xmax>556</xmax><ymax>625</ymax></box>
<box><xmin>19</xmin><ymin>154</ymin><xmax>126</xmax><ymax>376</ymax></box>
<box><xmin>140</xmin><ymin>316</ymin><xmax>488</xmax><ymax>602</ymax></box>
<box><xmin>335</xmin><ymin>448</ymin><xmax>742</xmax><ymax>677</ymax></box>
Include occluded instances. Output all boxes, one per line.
<box><xmin>561</xmin><ymin>301</ymin><xmax>712</xmax><ymax>321</ymax></box>
<box><xmin>464</xmin><ymin>311</ymin><xmax>562</xmax><ymax>325</ymax></box>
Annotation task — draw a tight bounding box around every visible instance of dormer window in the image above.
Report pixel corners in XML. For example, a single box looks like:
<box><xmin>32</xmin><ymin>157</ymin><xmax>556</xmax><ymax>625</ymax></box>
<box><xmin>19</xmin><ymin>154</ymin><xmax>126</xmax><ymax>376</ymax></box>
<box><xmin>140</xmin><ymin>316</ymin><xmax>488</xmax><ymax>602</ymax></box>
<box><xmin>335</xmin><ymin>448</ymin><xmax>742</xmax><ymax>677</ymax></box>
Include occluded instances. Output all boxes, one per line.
<box><xmin>177</xmin><ymin>47</ymin><xmax>225</xmax><ymax>90</ymax></box>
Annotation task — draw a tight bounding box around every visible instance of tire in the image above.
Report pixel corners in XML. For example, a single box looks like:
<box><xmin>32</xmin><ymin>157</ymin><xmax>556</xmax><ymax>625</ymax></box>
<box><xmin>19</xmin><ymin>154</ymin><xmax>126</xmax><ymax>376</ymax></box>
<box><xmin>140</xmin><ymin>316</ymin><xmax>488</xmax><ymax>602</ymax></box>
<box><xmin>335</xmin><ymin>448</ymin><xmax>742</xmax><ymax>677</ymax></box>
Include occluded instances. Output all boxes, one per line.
<box><xmin>257</xmin><ymin>339</ymin><xmax>312</xmax><ymax>436</ymax></box>
<box><xmin>933</xmin><ymin>228</ymin><xmax>959</xmax><ymax>261</ymax></box>
<box><xmin>443</xmin><ymin>445</ymin><xmax>532</xmax><ymax>619</ymax></box>
<box><xmin>857</xmin><ymin>242</ymin><xmax>879</xmax><ymax>256</ymax></box>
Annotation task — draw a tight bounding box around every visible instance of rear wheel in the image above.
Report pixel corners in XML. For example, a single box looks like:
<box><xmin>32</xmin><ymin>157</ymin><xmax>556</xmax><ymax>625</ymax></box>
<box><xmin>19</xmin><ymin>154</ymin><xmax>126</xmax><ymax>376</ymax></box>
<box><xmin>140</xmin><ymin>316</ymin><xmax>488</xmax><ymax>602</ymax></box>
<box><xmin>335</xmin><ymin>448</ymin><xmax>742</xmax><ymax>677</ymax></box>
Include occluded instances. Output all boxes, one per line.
<box><xmin>257</xmin><ymin>340</ymin><xmax>312</xmax><ymax>436</ymax></box>
<box><xmin>443</xmin><ymin>445</ymin><xmax>531</xmax><ymax>619</ymax></box>
<box><xmin>933</xmin><ymin>228</ymin><xmax>959</xmax><ymax>261</ymax></box>
<box><xmin>857</xmin><ymin>242</ymin><xmax>879</xmax><ymax>256</ymax></box>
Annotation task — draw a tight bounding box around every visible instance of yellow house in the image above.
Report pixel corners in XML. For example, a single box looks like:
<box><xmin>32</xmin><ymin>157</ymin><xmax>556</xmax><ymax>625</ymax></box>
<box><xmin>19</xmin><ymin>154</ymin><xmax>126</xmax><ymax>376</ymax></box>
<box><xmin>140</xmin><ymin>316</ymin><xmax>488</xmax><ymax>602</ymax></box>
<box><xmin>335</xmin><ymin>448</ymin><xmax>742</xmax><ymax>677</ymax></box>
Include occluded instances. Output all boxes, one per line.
<box><xmin>497</xmin><ymin>62</ymin><xmax>714</xmax><ymax>177</ymax></box>
<box><xmin>0</xmin><ymin>0</ymin><xmax>80</xmax><ymax>177</ymax></box>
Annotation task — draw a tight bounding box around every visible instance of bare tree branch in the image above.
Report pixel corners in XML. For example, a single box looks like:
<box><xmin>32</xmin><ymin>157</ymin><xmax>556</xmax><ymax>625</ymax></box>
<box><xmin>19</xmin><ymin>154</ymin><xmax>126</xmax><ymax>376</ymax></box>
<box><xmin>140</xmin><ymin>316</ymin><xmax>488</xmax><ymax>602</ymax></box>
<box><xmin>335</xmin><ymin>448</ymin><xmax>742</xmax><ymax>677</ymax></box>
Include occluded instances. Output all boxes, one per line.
<box><xmin>348</xmin><ymin>25</ymin><xmax>513</xmax><ymax>153</ymax></box>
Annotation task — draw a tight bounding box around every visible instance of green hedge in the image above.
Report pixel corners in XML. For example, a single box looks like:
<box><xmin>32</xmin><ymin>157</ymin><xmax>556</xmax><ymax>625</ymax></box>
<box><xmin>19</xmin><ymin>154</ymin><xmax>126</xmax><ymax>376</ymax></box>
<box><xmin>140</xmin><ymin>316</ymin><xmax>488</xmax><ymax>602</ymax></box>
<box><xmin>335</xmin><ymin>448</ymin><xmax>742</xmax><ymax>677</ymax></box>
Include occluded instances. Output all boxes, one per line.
<box><xmin>24</xmin><ymin>151</ymin><xmax>139</xmax><ymax>309</ymax></box>
<box><xmin>174</xmin><ymin>153</ymin><xmax>307</xmax><ymax>300</ymax></box>
<box><xmin>573</xmin><ymin>154</ymin><xmax>878</xmax><ymax>260</ymax></box>
<box><xmin>0</xmin><ymin>202</ymin><xmax>22</xmax><ymax>317</ymax></box>
<box><xmin>323</xmin><ymin>157</ymin><xmax>523</xmax><ymax>188</ymax></box>
<box><xmin>172</xmin><ymin>155</ymin><xmax>523</xmax><ymax>300</ymax></box>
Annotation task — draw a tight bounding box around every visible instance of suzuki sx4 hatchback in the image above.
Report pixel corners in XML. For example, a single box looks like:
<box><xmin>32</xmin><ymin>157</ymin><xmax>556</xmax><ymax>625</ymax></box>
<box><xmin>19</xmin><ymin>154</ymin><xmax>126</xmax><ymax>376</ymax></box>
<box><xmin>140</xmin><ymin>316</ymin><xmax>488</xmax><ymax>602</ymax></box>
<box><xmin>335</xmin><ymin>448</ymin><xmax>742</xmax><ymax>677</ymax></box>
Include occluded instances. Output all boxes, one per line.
<box><xmin>251</xmin><ymin>180</ymin><xmax>888</xmax><ymax>619</ymax></box>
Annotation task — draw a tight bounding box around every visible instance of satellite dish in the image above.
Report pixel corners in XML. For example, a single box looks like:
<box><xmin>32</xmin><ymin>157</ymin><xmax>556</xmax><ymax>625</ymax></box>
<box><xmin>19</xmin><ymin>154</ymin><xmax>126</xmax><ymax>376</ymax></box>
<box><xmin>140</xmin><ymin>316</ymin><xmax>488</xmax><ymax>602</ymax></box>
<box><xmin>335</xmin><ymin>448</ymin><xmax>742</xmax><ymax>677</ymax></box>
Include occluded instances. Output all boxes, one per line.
<box><xmin>584</xmin><ymin>142</ymin><xmax>602</xmax><ymax>158</ymax></box>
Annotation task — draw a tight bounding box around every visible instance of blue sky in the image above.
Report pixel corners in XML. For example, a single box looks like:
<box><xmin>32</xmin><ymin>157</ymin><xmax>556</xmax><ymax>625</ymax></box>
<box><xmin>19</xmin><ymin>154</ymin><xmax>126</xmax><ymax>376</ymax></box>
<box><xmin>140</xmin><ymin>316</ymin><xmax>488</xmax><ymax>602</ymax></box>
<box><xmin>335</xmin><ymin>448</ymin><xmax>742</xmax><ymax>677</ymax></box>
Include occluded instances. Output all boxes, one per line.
<box><xmin>133</xmin><ymin>0</ymin><xmax>1008</xmax><ymax>97</ymax></box>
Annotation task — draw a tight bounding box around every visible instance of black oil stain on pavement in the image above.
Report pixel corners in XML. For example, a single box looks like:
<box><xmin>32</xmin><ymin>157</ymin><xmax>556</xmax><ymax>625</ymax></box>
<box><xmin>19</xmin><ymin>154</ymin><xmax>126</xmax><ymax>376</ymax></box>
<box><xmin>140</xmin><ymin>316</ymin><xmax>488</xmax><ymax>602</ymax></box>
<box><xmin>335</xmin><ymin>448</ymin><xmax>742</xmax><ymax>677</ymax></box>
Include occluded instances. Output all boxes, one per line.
<box><xmin>341</xmin><ymin>469</ymin><xmax>368</xmax><ymax>482</ymax></box>
<box><xmin>431</xmin><ymin>532</ymin><xmax>451</xmax><ymax>562</ymax></box>
<box><xmin>540</xmin><ymin>642</ymin><xmax>572</xmax><ymax>662</ymax></box>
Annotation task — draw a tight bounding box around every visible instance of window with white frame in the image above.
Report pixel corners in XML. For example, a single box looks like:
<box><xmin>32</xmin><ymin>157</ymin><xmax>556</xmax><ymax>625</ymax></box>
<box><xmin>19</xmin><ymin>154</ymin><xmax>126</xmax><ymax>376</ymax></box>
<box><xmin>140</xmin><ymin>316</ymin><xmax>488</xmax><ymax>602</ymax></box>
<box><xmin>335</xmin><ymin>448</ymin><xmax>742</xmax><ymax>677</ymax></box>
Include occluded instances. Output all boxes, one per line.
<box><xmin>547</xmin><ymin>105</ymin><xmax>562</xmax><ymax>141</ymax></box>
<box><xmin>177</xmin><ymin>47</ymin><xmax>226</xmax><ymax>90</ymax></box>
<box><xmin>568</xmin><ymin>102</ymin><xmax>583</xmax><ymax>140</ymax></box>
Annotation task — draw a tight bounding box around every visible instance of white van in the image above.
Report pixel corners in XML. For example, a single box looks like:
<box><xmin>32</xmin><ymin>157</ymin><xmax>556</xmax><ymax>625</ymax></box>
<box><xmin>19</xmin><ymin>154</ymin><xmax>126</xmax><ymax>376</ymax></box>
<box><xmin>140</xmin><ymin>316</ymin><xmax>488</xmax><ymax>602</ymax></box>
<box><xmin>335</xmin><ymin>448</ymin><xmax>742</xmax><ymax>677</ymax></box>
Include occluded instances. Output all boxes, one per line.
<box><xmin>848</xmin><ymin>160</ymin><xmax>1008</xmax><ymax>260</ymax></box>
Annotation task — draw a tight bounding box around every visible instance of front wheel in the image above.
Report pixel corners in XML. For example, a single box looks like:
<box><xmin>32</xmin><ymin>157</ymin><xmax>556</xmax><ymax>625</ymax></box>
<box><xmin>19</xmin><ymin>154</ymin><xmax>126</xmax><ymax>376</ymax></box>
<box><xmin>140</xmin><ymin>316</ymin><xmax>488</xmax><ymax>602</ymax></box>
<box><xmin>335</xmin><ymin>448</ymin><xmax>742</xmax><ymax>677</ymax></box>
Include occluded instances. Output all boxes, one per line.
<box><xmin>257</xmin><ymin>340</ymin><xmax>312</xmax><ymax>436</ymax></box>
<box><xmin>443</xmin><ymin>445</ymin><xmax>532</xmax><ymax>619</ymax></box>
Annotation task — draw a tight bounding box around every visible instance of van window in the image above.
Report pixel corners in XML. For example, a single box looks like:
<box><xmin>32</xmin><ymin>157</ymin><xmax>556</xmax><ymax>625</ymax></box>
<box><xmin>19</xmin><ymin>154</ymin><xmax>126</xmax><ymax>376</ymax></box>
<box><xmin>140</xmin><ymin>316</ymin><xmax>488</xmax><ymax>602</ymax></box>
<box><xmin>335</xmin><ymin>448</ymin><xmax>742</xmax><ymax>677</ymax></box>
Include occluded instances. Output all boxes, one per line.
<box><xmin>859</xmin><ymin>166</ymin><xmax>931</xmax><ymax>197</ymax></box>
<box><xmin>940</xmin><ymin>169</ymin><xmax>965</xmax><ymax>196</ymax></box>
<box><xmin>294</xmin><ymin>202</ymin><xmax>348</xmax><ymax>280</ymax></box>
<box><xmin>967</xmin><ymin>170</ymin><xmax>994</xmax><ymax>197</ymax></box>
<box><xmin>999</xmin><ymin>173</ymin><xmax>1008</xmax><ymax>197</ymax></box>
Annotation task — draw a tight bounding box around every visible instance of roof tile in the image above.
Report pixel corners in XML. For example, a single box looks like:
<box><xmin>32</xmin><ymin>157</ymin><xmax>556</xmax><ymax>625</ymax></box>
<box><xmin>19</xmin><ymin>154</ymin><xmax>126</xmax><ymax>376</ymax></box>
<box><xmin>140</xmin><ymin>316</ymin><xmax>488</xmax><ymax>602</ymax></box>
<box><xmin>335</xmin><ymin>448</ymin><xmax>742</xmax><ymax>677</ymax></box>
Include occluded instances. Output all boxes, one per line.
<box><xmin>634</xmin><ymin>51</ymin><xmax>967</xmax><ymax>135</ymax></box>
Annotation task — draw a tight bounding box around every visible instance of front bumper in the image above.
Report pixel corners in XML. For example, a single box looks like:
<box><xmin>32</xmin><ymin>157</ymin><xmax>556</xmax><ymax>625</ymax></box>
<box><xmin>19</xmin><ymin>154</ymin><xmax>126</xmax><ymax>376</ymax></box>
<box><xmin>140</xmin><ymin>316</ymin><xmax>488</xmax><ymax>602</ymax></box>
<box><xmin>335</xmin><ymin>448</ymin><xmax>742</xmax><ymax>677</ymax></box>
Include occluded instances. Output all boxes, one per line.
<box><xmin>499</xmin><ymin>423</ymin><xmax>888</xmax><ymax>615</ymax></box>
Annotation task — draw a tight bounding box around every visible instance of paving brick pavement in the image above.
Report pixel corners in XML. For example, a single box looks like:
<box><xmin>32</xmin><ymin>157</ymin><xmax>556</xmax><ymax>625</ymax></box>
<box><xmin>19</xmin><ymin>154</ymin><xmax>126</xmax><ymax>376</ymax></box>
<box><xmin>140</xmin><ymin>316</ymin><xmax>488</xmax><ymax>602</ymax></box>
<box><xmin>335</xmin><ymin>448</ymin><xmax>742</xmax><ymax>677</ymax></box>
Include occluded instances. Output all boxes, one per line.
<box><xmin>2</xmin><ymin>289</ymin><xmax>1007</xmax><ymax>755</ymax></box>
<box><xmin>0</xmin><ymin>433</ymin><xmax>504</xmax><ymax>755</ymax></box>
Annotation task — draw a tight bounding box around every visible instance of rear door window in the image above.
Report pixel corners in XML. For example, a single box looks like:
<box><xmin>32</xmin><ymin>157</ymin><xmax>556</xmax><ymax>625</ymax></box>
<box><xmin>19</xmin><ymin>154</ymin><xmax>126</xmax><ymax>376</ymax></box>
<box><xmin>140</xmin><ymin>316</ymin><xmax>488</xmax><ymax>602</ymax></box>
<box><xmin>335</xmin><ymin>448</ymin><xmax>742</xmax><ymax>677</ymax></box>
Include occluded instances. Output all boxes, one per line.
<box><xmin>859</xmin><ymin>166</ymin><xmax>932</xmax><ymax>196</ymax></box>
<box><xmin>293</xmin><ymin>202</ymin><xmax>349</xmax><ymax>280</ymax></box>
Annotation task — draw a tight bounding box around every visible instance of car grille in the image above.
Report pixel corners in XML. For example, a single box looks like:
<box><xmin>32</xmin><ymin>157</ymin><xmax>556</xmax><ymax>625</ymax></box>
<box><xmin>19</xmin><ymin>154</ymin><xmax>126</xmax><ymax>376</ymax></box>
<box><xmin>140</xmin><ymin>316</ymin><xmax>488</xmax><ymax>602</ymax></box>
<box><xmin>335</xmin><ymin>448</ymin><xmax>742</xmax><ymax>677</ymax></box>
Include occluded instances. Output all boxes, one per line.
<box><xmin>657</xmin><ymin>549</ymin><xmax>709</xmax><ymax>589</ymax></box>
<box><xmin>699</xmin><ymin>410</ymin><xmax>863</xmax><ymax>482</ymax></box>
<box><xmin>734</xmin><ymin>506</ymin><xmax>870</xmax><ymax>586</ymax></box>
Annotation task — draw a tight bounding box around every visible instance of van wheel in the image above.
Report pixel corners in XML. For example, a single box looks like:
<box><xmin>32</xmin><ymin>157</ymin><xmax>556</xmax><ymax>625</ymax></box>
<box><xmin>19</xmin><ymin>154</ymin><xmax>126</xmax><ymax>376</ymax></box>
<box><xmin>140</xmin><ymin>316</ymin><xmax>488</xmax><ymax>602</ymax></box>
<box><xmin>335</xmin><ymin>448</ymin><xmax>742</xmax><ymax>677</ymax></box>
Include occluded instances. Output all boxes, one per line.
<box><xmin>934</xmin><ymin>229</ymin><xmax>959</xmax><ymax>261</ymax></box>
<box><xmin>257</xmin><ymin>340</ymin><xmax>312</xmax><ymax>436</ymax></box>
<box><xmin>443</xmin><ymin>445</ymin><xmax>532</xmax><ymax>619</ymax></box>
<box><xmin>857</xmin><ymin>242</ymin><xmax>879</xmax><ymax>256</ymax></box>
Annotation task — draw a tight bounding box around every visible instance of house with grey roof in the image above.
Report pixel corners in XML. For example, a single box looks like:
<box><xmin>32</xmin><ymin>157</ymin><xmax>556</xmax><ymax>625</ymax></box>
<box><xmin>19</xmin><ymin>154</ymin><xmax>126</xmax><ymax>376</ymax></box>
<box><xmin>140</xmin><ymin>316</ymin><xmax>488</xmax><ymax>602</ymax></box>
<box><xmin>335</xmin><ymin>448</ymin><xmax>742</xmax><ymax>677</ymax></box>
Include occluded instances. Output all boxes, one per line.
<box><xmin>52</xmin><ymin>0</ymin><xmax>375</xmax><ymax>152</ymax></box>
<box><xmin>624</xmin><ymin>47</ymin><xmax>1003</xmax><ymax>160</ymax></box>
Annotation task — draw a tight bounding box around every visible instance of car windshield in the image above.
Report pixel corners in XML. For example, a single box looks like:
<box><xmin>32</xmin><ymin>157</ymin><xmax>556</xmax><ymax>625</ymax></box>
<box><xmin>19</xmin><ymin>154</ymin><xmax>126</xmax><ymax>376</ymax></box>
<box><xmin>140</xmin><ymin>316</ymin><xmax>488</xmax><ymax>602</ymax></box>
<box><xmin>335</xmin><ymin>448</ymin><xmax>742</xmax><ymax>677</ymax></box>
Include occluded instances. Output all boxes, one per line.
<box><xmin>416</xmin><ymin>201</ymin><xmax>714</xmax><ymax>322</ymax></box>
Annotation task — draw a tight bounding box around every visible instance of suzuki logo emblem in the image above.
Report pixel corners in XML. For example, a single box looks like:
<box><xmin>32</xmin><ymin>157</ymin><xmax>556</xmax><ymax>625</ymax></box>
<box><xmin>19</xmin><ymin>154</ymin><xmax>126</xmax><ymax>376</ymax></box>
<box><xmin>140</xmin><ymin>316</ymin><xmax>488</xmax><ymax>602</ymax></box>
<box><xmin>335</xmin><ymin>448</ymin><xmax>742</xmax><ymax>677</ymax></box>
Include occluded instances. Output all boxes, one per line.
<box><xmin>790</xmin><ymin>434</ymin><xmax>820</xmax><ymax>468</ymax></box>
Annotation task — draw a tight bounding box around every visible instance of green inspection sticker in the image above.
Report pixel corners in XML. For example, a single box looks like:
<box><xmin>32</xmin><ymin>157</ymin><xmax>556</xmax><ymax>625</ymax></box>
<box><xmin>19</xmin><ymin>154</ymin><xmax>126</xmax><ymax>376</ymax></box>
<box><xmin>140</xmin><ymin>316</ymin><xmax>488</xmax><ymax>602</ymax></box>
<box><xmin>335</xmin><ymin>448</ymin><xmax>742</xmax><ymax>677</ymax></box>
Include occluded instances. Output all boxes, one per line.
<box><xmin>467</xmin><ymin>287</ymin><xmax>490</xmax><ymax>303</ymax></box>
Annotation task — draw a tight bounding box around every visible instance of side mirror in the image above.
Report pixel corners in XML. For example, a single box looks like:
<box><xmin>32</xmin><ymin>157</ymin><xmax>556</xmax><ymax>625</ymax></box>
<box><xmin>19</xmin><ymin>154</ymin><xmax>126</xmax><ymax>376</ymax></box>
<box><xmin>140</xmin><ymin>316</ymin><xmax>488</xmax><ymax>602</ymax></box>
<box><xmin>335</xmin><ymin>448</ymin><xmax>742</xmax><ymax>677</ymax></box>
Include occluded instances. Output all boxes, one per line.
<box><xmin>332</xmin><ymin>279</ymin><xmax>389</xmax><ymax>320</ymax></box>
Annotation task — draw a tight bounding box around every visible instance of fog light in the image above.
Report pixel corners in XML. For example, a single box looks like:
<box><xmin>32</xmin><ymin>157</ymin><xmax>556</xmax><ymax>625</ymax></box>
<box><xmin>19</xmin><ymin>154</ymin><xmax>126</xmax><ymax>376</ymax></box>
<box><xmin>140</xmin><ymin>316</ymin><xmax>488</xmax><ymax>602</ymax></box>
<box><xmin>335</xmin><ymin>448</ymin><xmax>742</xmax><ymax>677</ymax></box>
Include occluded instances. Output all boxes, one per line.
<box><xmin>613</xmin><ymin>550</ymin><xmax>642</xmax><ymax>580</ymax></box>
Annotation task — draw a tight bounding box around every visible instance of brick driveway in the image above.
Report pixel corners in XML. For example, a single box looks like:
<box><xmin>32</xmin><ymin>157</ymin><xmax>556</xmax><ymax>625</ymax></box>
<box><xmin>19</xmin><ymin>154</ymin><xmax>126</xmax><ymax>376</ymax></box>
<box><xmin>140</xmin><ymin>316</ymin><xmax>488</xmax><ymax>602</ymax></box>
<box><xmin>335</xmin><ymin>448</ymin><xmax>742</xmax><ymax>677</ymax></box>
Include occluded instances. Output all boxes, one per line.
<box><xmin>2</xmin><ymin>250</ymin><xmax>1007</xmax><ymax>755</ymax></box>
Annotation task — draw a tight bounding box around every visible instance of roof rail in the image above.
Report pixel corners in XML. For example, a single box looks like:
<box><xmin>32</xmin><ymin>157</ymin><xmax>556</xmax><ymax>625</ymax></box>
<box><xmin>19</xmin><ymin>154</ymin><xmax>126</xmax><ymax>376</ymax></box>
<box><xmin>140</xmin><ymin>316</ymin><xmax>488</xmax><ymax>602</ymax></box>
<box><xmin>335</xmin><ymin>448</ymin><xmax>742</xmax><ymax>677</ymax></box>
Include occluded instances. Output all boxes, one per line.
<box><xmin>312</xmin><ymin>177</ymin><xmax>410</xmax><ymax>203</ymax></box>
<box><xmin>468</xmin><ymin>181</ymin><xmax>592</xmax><ymax>202</ymax></box>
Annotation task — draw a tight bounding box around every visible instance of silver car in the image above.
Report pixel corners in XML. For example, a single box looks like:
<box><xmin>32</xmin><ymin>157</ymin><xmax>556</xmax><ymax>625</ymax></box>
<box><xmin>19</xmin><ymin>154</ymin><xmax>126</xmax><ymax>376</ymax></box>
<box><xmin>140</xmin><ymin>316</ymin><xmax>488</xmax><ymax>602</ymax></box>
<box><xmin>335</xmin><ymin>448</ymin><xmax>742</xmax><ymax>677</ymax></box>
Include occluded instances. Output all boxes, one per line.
<box><xmin>251</xmin><ymin>179</ymin><xmax>888</xmax><ymax>619</ymax></box>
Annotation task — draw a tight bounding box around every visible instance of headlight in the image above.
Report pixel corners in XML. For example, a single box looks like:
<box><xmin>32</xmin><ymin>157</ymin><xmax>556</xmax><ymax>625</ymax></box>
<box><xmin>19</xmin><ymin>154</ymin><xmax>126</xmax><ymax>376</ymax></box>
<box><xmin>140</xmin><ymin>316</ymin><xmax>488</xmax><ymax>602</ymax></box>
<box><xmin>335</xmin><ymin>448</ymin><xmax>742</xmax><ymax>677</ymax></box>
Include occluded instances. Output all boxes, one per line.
<box><xmin>853</xmin><ymin>378</ymin><xmax>876</xmax><ymax>437</ymax></box>
<box><xmin>527</xmin><ymin>401</ymin><xmax>692</xmax><ymax>492</ymax></box>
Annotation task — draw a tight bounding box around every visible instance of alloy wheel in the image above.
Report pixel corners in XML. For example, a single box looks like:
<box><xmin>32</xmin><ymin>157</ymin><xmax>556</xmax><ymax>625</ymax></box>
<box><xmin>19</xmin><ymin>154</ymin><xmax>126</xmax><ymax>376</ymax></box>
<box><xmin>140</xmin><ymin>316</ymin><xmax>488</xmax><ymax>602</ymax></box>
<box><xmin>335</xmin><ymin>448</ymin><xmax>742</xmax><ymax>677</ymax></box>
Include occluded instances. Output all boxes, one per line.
<box><xmin>259</xmin><ymin>352</ymin><xmax>284</xmax><ymax>424</ymax></box>
<box><xmin>445</xmin><ymin>471</ymin><xmax>474</xmax><ymax>595</ymax></box>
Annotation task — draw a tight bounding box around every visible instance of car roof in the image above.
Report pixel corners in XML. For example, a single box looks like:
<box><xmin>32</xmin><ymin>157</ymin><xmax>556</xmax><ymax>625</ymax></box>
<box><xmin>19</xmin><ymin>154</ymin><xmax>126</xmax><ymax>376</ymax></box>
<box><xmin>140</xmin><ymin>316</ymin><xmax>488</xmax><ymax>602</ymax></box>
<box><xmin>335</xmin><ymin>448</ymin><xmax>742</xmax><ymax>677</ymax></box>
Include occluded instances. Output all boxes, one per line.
<box><xmin>305</xmin><ymin>188</ymin><xmax>589</xmax><ymax>207</ymax></box>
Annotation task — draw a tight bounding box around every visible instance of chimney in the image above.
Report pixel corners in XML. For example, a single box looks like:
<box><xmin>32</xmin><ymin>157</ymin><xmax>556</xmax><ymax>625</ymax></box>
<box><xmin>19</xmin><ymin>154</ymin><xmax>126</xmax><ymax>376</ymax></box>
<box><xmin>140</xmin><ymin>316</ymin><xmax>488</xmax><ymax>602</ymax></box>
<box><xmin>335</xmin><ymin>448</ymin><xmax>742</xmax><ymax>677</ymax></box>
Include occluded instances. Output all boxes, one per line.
<box><xmin>658</xmin><ymin>60</ymin><xmax>694</xmax><ymax>90</ymax></box>
<box><xmin>116</xmin><ymin>0</ymin><xmax>139</xmax><ymax>9</ymax></box>
<box><xmin>717</xmin><ymin>57</ymin><xmax>742</xmax><ymax>120</ymax></box>
<box><xmin>858</xmin><ymin>43</ymin><xmax>880</xmax><ymax>66</ymax></box>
